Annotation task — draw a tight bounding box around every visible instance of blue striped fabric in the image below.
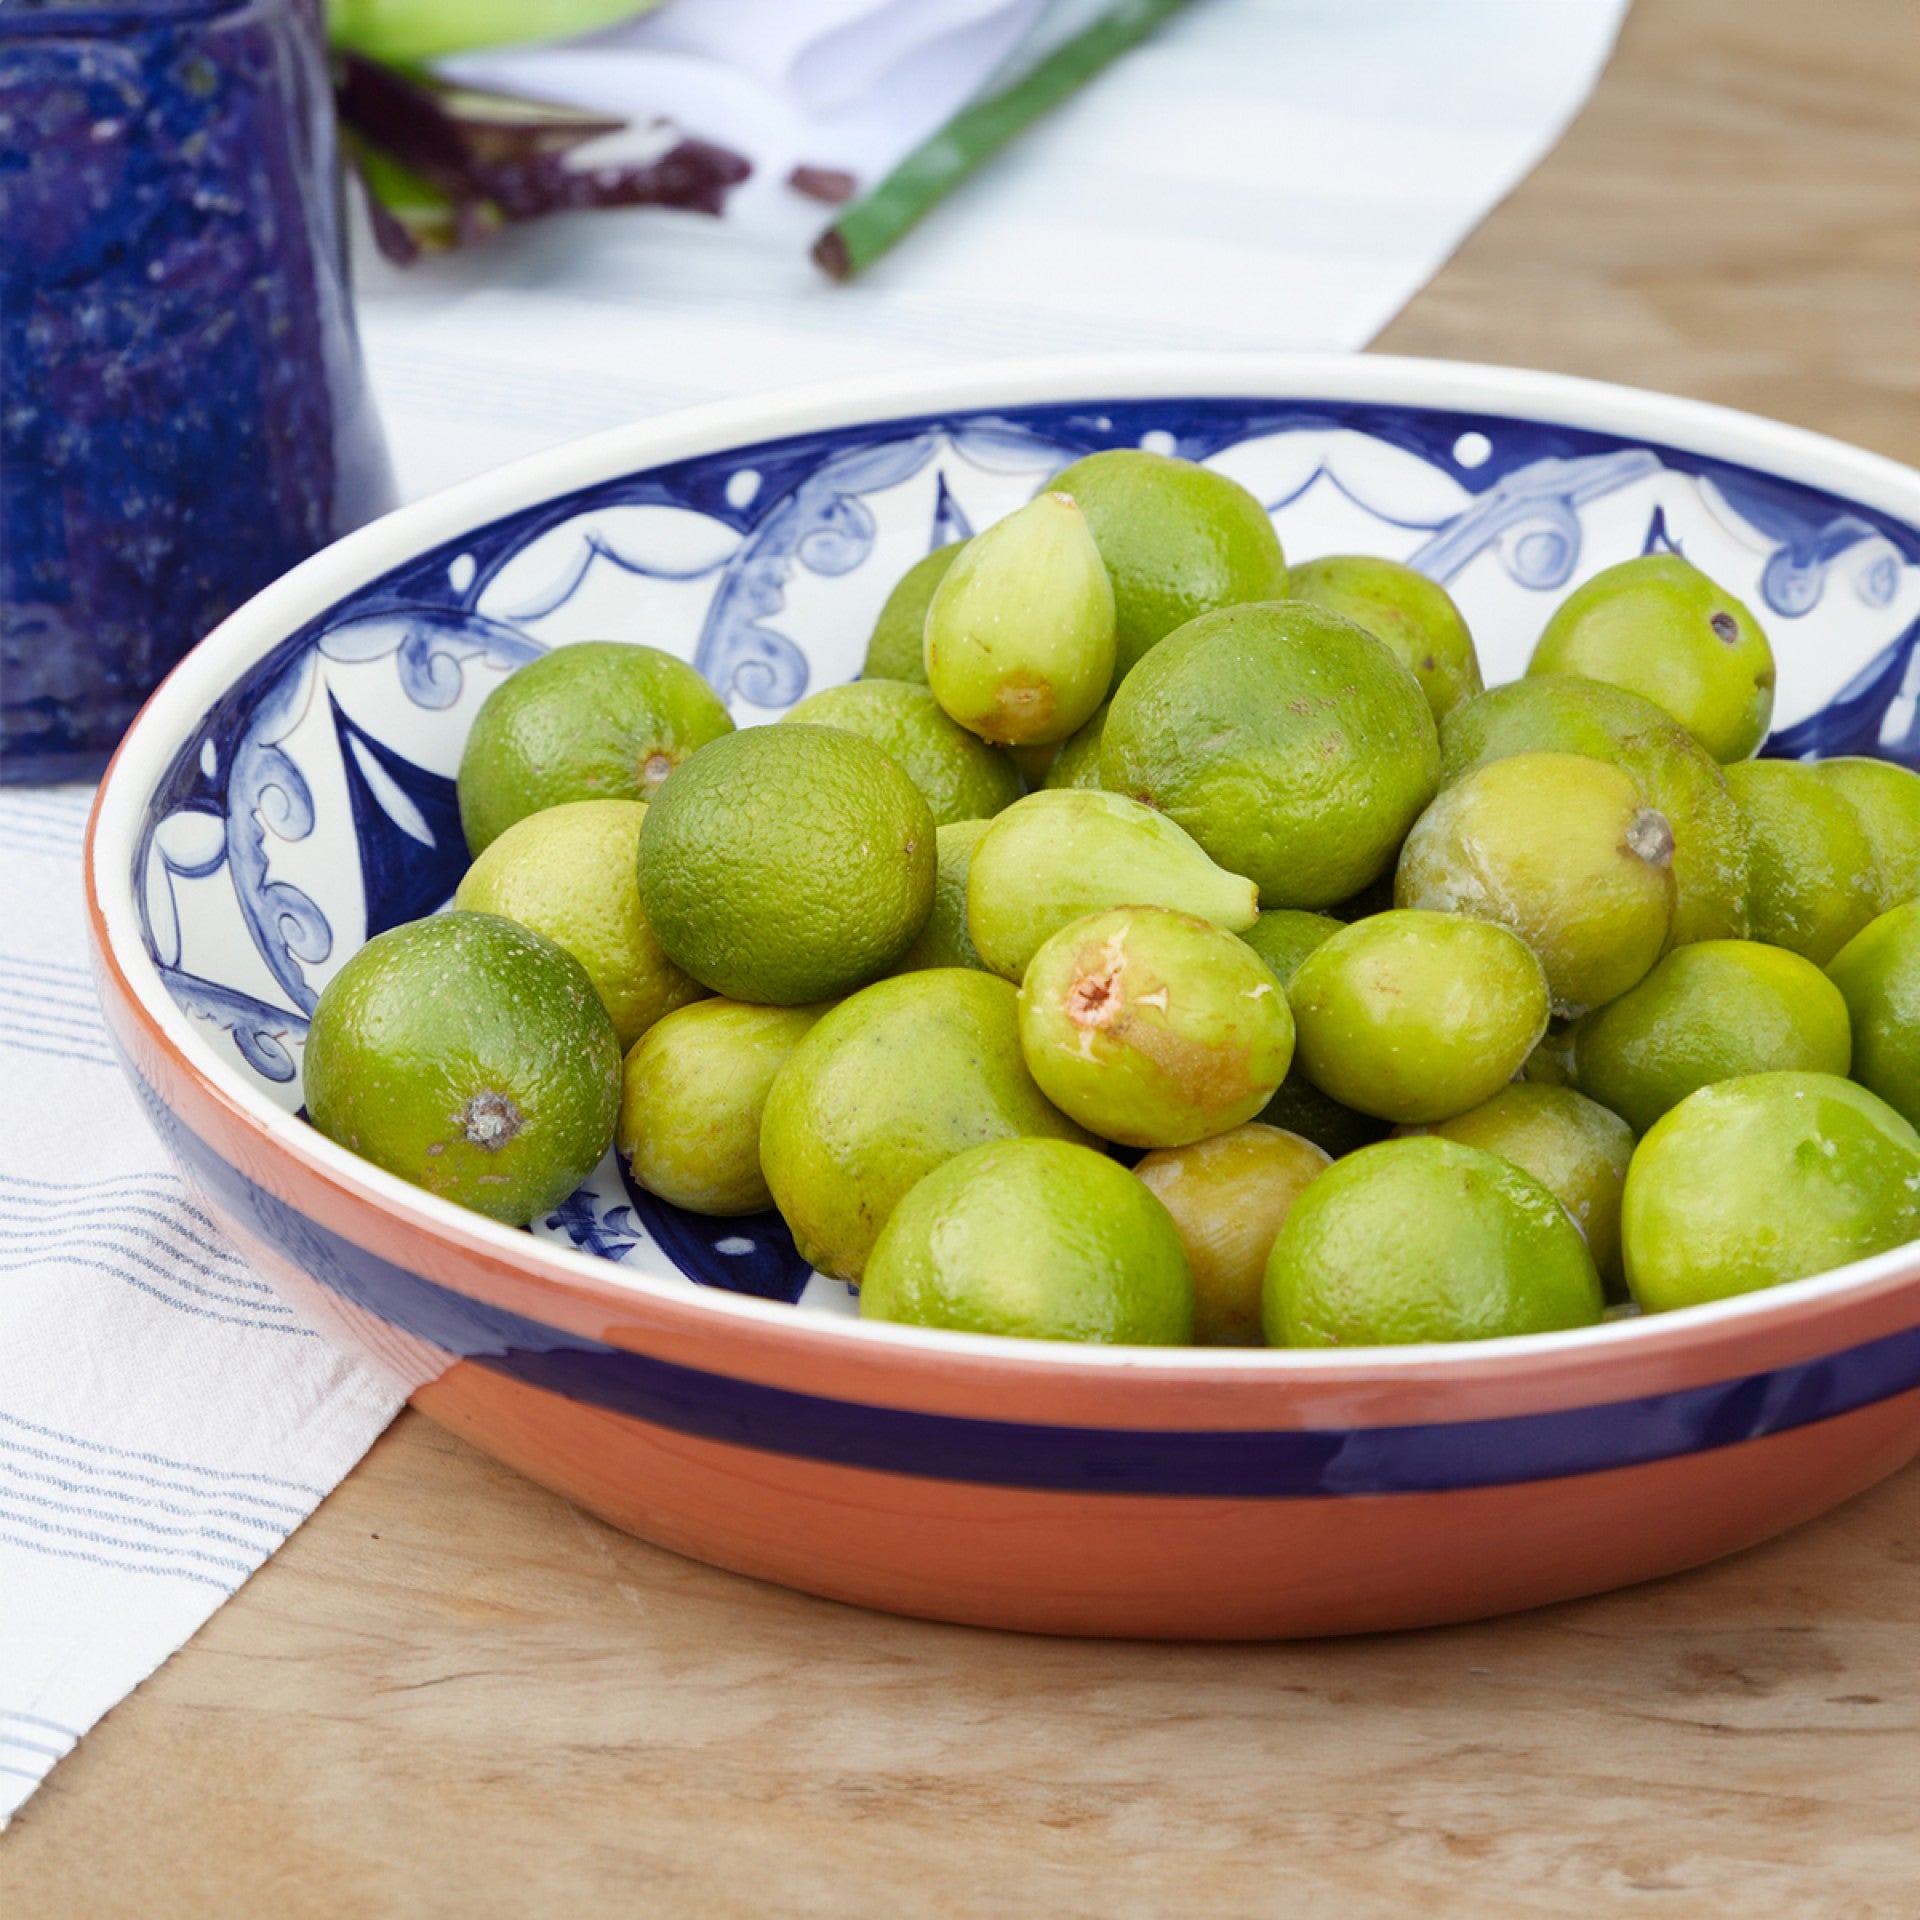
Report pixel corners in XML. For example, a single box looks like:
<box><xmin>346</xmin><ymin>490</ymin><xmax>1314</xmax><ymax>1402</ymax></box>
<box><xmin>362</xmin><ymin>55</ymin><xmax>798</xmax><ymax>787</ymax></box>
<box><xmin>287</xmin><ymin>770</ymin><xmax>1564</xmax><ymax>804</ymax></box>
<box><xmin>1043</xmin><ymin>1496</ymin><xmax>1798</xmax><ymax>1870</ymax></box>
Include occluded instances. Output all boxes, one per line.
<box><xmin>0</xmin><ymin>785</ymin><xmax>403</xmax><ymax>1825</ymax></box>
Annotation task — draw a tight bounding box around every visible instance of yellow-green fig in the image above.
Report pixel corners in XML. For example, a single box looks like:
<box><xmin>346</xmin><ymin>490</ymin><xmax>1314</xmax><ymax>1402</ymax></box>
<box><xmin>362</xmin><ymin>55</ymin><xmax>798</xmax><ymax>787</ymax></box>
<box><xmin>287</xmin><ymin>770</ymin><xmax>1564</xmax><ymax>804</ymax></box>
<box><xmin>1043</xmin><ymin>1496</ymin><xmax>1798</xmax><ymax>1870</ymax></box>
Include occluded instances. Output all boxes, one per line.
<box><xmin>924</xmin><ymin>492</ymin><xmax>1116</xmax><ymax>746</ymax></box>
<box><xmin>966</xmin><ymin>788</ymin><xmax>1259</xmax><ymax>982</ymax></box>
<box><xmin>1018</xmin><ymin>906</ymin><xmax>1295</xmax><ymax>1149</ymax></box>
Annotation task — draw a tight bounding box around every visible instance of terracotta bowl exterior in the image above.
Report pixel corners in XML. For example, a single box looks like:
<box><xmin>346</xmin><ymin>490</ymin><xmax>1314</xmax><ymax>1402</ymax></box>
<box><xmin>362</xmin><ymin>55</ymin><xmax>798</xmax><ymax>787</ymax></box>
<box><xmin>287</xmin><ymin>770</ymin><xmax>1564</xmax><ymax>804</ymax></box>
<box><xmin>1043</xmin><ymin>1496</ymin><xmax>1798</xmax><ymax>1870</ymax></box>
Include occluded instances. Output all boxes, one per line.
<box><xmin>85</xmin><ymin>355</ymin><xmax>1920</xmax><ymax>1637</ymax></box>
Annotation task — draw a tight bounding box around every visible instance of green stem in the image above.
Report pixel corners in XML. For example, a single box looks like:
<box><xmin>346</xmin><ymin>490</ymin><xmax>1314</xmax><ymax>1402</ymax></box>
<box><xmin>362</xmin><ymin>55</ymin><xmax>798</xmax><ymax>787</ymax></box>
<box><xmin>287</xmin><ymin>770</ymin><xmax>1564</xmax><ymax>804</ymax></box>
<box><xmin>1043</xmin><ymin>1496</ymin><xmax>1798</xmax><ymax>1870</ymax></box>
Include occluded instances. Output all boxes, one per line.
<box><xmin>815</xmin><ymin>0</ymin><xmax>1192</xmax><ymax>282</ymax></box>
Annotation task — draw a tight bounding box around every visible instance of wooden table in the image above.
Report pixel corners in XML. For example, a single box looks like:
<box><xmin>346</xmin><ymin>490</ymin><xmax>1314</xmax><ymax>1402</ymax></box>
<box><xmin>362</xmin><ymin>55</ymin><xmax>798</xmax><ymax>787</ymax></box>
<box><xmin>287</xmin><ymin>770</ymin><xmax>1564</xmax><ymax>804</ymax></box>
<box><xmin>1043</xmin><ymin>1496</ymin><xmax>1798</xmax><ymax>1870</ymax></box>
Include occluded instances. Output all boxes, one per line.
<box><xmin>10</xmin><ymin>0</ymin><xmax>1920</xmax><ymax>1910</ymax></box>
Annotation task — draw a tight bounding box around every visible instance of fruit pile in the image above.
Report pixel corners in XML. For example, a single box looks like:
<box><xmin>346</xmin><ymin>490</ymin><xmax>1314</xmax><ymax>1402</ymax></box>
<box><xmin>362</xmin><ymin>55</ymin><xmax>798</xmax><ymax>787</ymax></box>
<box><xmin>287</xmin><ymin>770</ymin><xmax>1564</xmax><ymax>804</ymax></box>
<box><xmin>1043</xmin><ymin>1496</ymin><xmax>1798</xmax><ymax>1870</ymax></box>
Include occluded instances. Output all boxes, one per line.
<box><xmin>301</xmin><ymin>449</ymin><xmax>1920</xmax><ymax>1349</ymax></box>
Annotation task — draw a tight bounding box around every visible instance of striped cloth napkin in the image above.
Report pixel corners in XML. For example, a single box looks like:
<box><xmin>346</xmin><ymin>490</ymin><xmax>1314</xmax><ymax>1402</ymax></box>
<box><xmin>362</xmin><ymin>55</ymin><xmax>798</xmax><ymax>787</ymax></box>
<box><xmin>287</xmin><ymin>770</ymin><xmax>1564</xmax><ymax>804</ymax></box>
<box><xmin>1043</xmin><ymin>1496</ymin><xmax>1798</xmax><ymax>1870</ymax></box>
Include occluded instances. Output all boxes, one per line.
<box><xmin>0</xmin><ymin>785</ymin><xmax>403</xmax><ymax>1823</ymax></box>
<box><xmin>1</xmin><ymin>0</ymin><xmax>1630</xmax><ymax>1825</ymax></box>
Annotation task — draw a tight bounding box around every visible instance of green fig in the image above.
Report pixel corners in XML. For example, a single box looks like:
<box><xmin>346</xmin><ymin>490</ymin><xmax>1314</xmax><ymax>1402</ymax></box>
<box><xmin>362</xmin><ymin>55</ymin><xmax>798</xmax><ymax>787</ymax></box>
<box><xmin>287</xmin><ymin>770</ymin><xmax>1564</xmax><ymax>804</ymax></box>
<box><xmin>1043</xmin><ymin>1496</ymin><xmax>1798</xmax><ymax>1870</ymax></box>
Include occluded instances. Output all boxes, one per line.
<box><xmin>924</xmin><ymin>492</ymin><xmax>1116</xmax><ymax>746</ymax></box>
<box><xmin>1018</xmin><ymin>906</ymin><xmax>1296</xmax><ymax>1148</ymax></box>
<box><xmin>966</xmin><ymin>788</ymin><xmax>1260</xmax><ymax>982</ymax></box>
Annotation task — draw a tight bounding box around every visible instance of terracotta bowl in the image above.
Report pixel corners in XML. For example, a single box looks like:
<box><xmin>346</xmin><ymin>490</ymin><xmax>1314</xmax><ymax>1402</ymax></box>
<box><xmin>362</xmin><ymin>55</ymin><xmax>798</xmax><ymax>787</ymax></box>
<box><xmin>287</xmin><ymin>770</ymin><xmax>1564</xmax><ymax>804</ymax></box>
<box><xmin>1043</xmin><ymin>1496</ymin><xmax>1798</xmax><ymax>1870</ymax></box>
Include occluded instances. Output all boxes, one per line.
<box><xmin>85</xmin><ymin>355</ymin><xmax>1920</xmax><ymax>1638</ymax></box>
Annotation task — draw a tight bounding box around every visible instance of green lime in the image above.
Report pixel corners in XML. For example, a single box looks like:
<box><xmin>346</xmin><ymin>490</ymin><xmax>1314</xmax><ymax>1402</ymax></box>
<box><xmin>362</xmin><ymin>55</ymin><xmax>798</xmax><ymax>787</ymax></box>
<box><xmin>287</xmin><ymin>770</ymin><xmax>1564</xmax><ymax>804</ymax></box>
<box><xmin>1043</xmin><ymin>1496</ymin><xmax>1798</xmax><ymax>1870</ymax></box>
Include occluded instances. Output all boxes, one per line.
<box><xmin>1820</xmin><ymin>758</ymin><xmax>1920</xmax><ymax>914</ymax></box>
<box><xmin>1238</xmin><ymin>913</ymin><xmax>1386</xmax><ymax>1155</ymax></box>
<box><xmin>1828</xmin><ymin>900</ymin><xmax>1920</xmax><ymax>1130</ymax></box>
<box><xmin>1041</xmin><ymin>698</ymin><xmax>1111</xmax><ymax>791</ymax></box>
<box><xmin>1264</xmin><ymin>1137</ymin><xmax>1604</xmax><ymax>1347</ymax></box>
<box><xmin>1523</xmin><ymin>1019</ymin><xmax>1581</xmax><ymax>1088</ymax></box>
<box><xmin>1289</xmin><ymin>909</ymin><xmax>1550</xmax><ymax>1124</ymax></box>
<box><xmin>617</xmin><ymin>998</ymin><xmax>828</xmax><ymax>1216</ymax></box>
<box><xmin>781</xmin><ymin>677</ymin><xmax>1020</xmax><ymax>825</ymax></box>
<box><xmin>1440</xmin><ymin>674</ymin><xmax>1750</xmax><ymax>948</ymax></box>
<box><xmin>1724</xmin><ymin>758</ymin><xmax>1880</xmax><ymax>964</ymax></box>
<box><xmin>861</xmin><ymin>543</ymin><xmax>963</xmax><ymax>683</ymax></box>
<box><xmin>1006</xmin><ymin>741</ymin><xmax>1060</xmax><ymax>789</ymax></box>
<box><xmin>457</xmin><ymin>642</ymin><xmax>735</xmax><ymax>855</ymax></box>
<box><xmin>1622</xmin><ymin>1072</ymin><xmax>1920</xmax><ymax>1312</ymax></box>
<box><xmin>639</xmin><ymin>724</ymin><xmax>935</xmax><ymax>1005</ymax></box>
<box><xmin>924</xmin><ymin>492</ymin><xmax>1115</xmax><ymax>746</ymax></box>
<box><xmin>861</xmin><ymin>1137</ymin><xmax>1194</xmax><ymax>1345</ymax></box>
<box><xmin>1017</xmin><ymin>905</ymin><xmax>1295</xmax><ymax>1148</ymax></box>
<box><xmin>1527</xmin><ymin>554</ymin><xmax>1775</xmax><ymax>763</ymax></box>
<box><xmin>893</xmin><ymin>818</ymin><xmax>993</xmax><ymax>975</ymax></box>
<box><xmin>1285</xmin><ymin>554</ymin><xmax>1483</xmax><ymax>723</ymax></box>
<box><xmin>1101</xmin><ymin>601</ymin><xmax>1440</xmax><ymax>910</ymax></box>
<box><xmin>452</xmin><ymin>798</ymin><xmax>706</xmax><ymax>1052</ymax></box>
<box><xmin>1134</xmin><ymin>1123</ymin><xmax>1330</xmax><ymax>1346</ymax></box>
<box><xmin>1239</xmin><ymin>909</ymin><xmax>1344</xmax><ymax>989</ymax></box>
<box><xmin>1573</xmin><ymin>939</ymin><xmax>1852</xmax><ymax>1135</ymax></box>
<box><xmin>1403</xmin><ymin>1084</ymin><xmax>1635</xmax><ymax>1296</ymax></box>
<box><xmin>759</xmin><ymin>969</ymin><xmax>1091</xmax><ymax>1280</ymax></box>
<box><xmin>1397</xmin><ymin>750</ymin><xmax>1676</xmax><ymax>1014</ymax></box>
<box><xmin>1051</xmin><ymin>448</ymin><xmax>1288</xmax><ymax>680</ymax></box>
<box><xmin>1254</xmin><ymin>1075</ymin><xmax>1392</xmax><ymax>1160</ymax></box>
<box><xmin>303</xmin><ymin>911</ymin><xmax>620</xmax><ymax>1226</ymax></box>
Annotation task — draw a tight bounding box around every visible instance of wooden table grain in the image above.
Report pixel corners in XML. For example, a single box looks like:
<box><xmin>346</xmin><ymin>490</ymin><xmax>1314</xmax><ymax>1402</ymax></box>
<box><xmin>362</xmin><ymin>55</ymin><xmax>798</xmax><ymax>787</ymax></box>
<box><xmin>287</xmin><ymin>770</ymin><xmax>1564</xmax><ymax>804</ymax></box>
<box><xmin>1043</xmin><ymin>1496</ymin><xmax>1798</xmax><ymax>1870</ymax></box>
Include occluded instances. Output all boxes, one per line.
<box><xmin>10</xmin><ymin>0</ymin><xmax>1920</xmax><ymax>1910</ymax></box>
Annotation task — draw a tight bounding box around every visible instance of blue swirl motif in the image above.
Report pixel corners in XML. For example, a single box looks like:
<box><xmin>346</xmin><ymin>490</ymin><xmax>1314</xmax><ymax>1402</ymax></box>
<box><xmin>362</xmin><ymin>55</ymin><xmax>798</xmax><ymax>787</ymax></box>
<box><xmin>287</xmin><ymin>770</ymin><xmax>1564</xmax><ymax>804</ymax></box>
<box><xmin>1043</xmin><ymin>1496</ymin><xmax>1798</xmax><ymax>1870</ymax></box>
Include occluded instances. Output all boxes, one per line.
<box><xmin>224</xmin><ymin>652</ymin><xmax>332</xmax><ymax>1016</ymax></box>
<box><xmin>317</xmin><ymin>607</ymin><xmax>542</xmax><ymax>707</ymax></box>
<box><xmin>1760</xmin><ymin>519</ymin><xmax>1901</xmax><ymax>619</ymax></box>
<box><xmin>1408</xmin><ymin>449</ymin><xmax>1664</xmax><ymax>588</ymax></box>
<box><xmin>693</xmin><ymin>420</ymin><xmax>1077</xmax><ymax>707</ymax></box>
<box><xmin>223</xmin><ymin>608</ymin><xmax>541</xmax><ymax>1016</ymax></box>
<box><xmin>157</xmin><ymin>966</ymin><xmax>310</xmax><ymax>1084</ymax></box>
<box><xmin>545</xmin><ymin>1186</ymin><xmax>645</xmax><ymax>1264</ymax></box>
<box><xmin>1769</xmin><ymin>613</ymin><xmax>1920</xmax><ymax>766</ymax></box>
<box><xmin>695</xmin><ymin>434</ymin><xmax>942</xmax><ymax>706</ymax></box>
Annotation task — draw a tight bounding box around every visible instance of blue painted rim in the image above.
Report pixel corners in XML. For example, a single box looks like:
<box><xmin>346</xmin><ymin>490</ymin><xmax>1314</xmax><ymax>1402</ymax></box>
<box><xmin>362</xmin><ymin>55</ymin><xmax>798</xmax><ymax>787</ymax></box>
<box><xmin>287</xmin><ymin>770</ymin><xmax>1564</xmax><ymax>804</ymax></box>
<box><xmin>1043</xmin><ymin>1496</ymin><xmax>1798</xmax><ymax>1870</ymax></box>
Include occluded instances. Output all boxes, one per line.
<box><xmin>139</xmin><ymin>1067</ymin><xmax>1920</xmax><ymax>1500</ymax></box>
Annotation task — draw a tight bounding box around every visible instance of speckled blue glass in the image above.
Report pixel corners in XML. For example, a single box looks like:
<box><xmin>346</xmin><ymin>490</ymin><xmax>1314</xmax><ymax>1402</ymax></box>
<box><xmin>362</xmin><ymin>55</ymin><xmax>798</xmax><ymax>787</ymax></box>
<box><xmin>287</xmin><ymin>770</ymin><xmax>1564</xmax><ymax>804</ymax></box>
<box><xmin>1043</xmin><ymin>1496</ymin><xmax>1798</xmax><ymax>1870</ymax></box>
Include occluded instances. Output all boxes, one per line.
<box><xmin>0</xmin><ymin>0</ymin><xmax>396</xmax><ymax>782</ymax></box>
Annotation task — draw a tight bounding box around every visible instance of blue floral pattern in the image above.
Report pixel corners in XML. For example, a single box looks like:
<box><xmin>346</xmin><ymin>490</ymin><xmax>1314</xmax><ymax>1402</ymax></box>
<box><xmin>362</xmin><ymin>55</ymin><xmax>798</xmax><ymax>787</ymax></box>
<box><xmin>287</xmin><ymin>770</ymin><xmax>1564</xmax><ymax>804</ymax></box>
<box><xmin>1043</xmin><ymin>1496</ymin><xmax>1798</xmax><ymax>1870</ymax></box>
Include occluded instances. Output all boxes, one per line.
<box><xmin>133</xmin><ymin>390</ymin><xmax>1920</xmax><ymax>1300</ymax></box>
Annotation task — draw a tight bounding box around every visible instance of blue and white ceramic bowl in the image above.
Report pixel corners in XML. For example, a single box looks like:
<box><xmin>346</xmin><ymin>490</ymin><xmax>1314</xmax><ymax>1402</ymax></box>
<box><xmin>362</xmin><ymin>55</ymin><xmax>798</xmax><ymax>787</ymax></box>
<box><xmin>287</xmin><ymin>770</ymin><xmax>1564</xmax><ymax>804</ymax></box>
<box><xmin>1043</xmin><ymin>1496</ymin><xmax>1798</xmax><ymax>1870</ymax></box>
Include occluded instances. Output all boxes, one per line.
<box><xmin>86</xmin><ymin>357</ymin><xmax>1920</xmax><ymax>1638</ymax></box>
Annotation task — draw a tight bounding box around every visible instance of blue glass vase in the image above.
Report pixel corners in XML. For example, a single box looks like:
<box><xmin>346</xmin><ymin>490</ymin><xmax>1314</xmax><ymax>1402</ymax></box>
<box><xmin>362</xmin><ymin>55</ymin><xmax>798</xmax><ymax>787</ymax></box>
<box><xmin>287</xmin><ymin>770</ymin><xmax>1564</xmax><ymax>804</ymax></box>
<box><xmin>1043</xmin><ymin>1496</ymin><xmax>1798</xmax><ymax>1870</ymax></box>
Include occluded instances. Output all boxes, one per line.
<box><xmin>0</xmin><ymin>0</ymin><xmax>397</xmax><ymax>783</ymax></box>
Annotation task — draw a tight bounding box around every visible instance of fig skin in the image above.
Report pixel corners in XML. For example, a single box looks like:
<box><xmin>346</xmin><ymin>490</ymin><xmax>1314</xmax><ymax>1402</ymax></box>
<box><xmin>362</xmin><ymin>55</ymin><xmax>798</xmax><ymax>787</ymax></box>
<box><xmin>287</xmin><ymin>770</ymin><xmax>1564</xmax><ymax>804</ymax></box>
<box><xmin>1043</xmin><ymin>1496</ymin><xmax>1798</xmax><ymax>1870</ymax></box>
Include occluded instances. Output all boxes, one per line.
<box><xmin>1018</xmin><ymin>906</ymin><xmax>1295</xmax><ymax>1150</ymax></box>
